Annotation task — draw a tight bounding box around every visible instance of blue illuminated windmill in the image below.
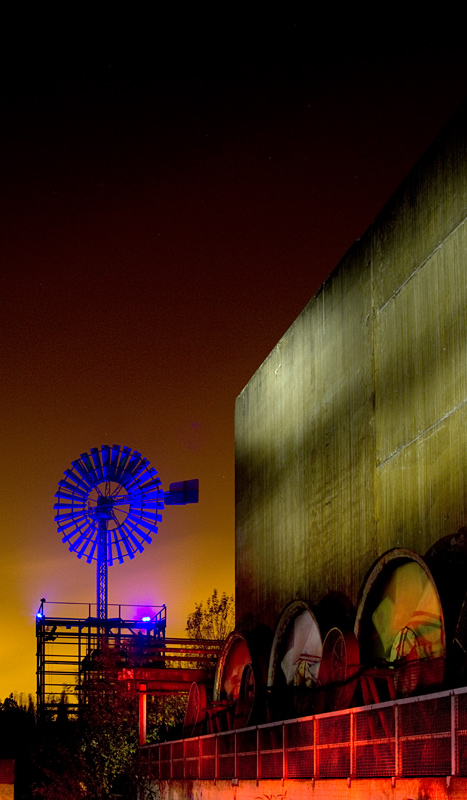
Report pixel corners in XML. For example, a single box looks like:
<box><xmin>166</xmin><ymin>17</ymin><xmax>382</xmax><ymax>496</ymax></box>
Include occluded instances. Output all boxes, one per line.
<box><xmin>54</xmin><ymin>445</ymin><xmax>198</xmax><ymax>621</ymax></box>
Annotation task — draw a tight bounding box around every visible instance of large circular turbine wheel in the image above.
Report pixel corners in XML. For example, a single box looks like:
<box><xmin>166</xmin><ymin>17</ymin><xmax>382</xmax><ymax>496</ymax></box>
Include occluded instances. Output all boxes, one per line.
<box><xmin>317</xmin><ymin>628</ymin><xmax>360</xmax><ymax>712</ymax></box>
<box><xmin>183</xmin><ymin>682</ymin><xmax>208</xmax><ymax>739</ymax></box>
<box><xmin>268</xmin><ymin>601</ymin><xmax>322</xmax><ymax>719</ymax></box>
<box><xmin>213</xmin><ymin>631</ymin><xmax>254</xmax><ymax>730</ymax></box>
<box><xmin>54</xmin><ymin>445</ymin><xmax>164</xmax><ymax>565</ymax></box>
<box><xmin>234</xmin><ymin>663</ymin><xmax>256</xmax><ymax>729</ymax></box>
<box><xmin>355</xmin><ymin>549</ymin><xmax>445</xmax><ymax>698</ymax></box>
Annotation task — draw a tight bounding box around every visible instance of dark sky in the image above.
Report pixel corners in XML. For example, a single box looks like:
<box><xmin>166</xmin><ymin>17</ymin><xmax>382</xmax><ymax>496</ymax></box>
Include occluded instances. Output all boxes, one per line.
<box><xmin>1</xmin><ymin>17</ymin><xmax>467</xmax><ymax>699</ymax></box>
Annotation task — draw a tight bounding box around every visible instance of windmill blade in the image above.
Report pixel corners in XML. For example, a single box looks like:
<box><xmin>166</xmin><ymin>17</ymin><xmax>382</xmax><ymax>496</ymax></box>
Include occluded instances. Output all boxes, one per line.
<box><xmin>112</xmin><ymin>534</ymin><xmax>125</xmax><ymax>565</ymax></box>
<box><xmin>116</xmin><ymin>528</ymin><xmax>137</xmax><ymax>558</ymax></box>
<box><xmin>100</xmin><ymin>444</ymin><xmax>112</xmax><ymax>480</ymax></box>
<box><xmin>114</xmin><ymin>446</ymin><xmax>132</xmax><ymax>481</ymax></box>
<box><xmin>58</xmin><ymin>513</ymin><xmax>89</xmax><ymax>533</ymax></box>
<box><xmin>63</xmin><ymin>468</ymin><xmax>91</xmax><ymax>492</ymax></box>
<box><xmin>123</xmin><ymin>451</ymin><xmax>144</xmax><ymax>480</ymax></box>
<box><xmin>90</xmin><ymin>447</ymin><xmax>104</xmax><ymax>482</ymax></box>
<box><xmin>54</xmin><ymin>494</ymin><xmax>87</xmax><ymax>510</ymax></box>
<box><xmin>56</xmin><ymin>481</ymin><xmax>89</xmax><ymax>499</ymax></box>
<box><xmin>67</xmin><ymin>520</ymin><xmax>94</xmax><ymax>551</ymax></box>
<box><xmin>120</xmin><ymin>518</ymin><xmax>147</xmax><ymax>550</ymax></box>
<box><xmin>71</xmin><ymin>458</ymin><xmax>94</xmax><ymax>487</ymax></box>
<box><xmin>107</xmin><ymin>445</ymin><xmax>121</xmax><ymax>480</ymax></box>
<box><xmin>80</xmin><ymin>452</ymin><xmax>99</xmax><ymax>485</ymax></box>
<box><xmin>83</xmin><ymin>536</ymin><xmax>99</xmax><ymax>563</ymax></box>
<box><xmin>129</xmin><ymin>456</ymin><xmax>151</xmax><ymax>482</ymax></box>
<box><xmin>126</xmin><ymin>512</ymin><xmax>161</xmax><ymax>536</ymax></box>
<box><xmin>135</xmin><ymin>510</ymin><xmax>163</xmax><ymax>525</ymax></box>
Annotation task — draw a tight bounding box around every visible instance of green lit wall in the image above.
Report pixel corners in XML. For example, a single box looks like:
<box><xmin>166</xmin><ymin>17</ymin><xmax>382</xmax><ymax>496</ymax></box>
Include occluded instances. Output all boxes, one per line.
<box><xmin>235</xmin><ymin>106</ymin><xmax>467</xmax><ymax>633</ymax></box>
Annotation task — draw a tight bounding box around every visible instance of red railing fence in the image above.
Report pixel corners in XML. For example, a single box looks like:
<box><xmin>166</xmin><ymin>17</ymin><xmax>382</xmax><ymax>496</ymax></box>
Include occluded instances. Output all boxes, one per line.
<box><xmin>141</xmin><ymin>686</ymin><xmax>467</xmax><ymax>781</ymax></box>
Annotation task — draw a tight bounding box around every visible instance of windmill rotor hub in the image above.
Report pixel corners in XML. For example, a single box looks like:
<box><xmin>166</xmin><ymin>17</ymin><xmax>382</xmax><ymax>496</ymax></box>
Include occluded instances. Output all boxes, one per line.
<box><xmin>95</xmin><ymin>493</ymin><xmax>118</xmax><ymax>520</ymax></box>
<box><xmin>96</xmin><ymin>495</ymin><xmax>113</xmax><ymax>509</ymax></box>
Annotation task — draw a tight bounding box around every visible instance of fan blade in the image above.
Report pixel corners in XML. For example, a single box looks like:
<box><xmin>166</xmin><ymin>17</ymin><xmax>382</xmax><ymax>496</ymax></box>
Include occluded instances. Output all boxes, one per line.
<box><xmin>125</xmin><ymin>511</ymin><xmax>156</xmax><ymax>539</ymax></box>
<box><xmin>54</xmin><ymin>492</ymin><xmax>86</xmax><ymax>508</ymax></box>
<box><xmin>71</xmin><ymin>459</ymin><xmax>94</xmax><ymax>487</ymax></box>
<box><xmin>121</xmin><ymin>521</ymin><xmax>145</xmax><ymax>552</ymax></box>
<box><xmin>105</xmin><ymin>445</ymin><xmax>121</xmax><ymax>481</ymax></box>
<box><xmin>115</xmin><ymin>446</ymin><xmax>131</xmax><ymax>481</ymax></box>
<box><xmin>68</xmin><ymin>522</ymin><xmax>94</xmax><ymax>549</ymax></box>
<box><xmin>122</xmin><ymin>451</ymin><xmax>143</xmax><ymax>481</ymax></box>
<box><xmin>56</xmin><ymin>480</ymin><xmax>88</xmax><ymax>498</ymax></box>
<box><xmin>64</xmin><ymin>468</ymin><xmax>90</xmax><ymax>491</ymax></box>
<box><xmin>59</xmin><ymin>523</ymin><xmax>86</xmax><ymax>541</ymax></box>
<box><xmin>55</xmin><ymin>498</ymin><xmax>86</xmax><ymax>511</ymax></box>
<box><xmin>80</xmin><ymin>452</ymin><xmax>98</xmax><ymax>485</ymax></box>
<box><xmin>123</xmin><ymin>520</ymin><xmax>152</xmax><ymax>545</ymax></box>
<box><xmin>70</xmin><ymin>528</ymin><xmax>95</xmax><ymax>555</ymax></box>
<box><xmin>101</xmin><ymin>445</ymin><xmax>112</xmax><ymax>480</ymax></box>
<box><xmin>112</xmin><ymin>533</ymin><xmax>125</xmax><ymax>564</ymax></box>
<box><xmin>117</xmin><ymin>530</ymin><xmax>137</xmax><ymax>559</ymax></box>
<box><xmin>56</xmin><ymin>511</ymin><xmax>89</xmax><ymax>528</ymax></box>
<box><xmin>130</xmin><ymin>457</ymin><xmax>151</xmax><ymax>481</ymax></box>
<box><xmin>84</xmin><ymin>536</ymin><xmax>99</xmax><ymax>563</ymax></box>
<box><xmin>91</xmin><ymin>447</ymin><xmax>104</xmax><ymax>482</ymax></box>
<box><xmin>139</xmin><ymin>511</ymin><xmax>163</xmax><ymax>526</ymax></box>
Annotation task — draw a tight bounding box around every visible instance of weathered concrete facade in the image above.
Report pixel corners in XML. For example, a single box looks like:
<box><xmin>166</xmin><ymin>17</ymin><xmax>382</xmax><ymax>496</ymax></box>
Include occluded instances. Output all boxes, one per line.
<box><xmin>154</xmin><ymin>777</ymin><xmax>467</xmax><ymax>800</ymax></box>
<box><xmin>235</xmin><ymin>105</ymin><xmax>467</xmax><ymax>634</ymax></box>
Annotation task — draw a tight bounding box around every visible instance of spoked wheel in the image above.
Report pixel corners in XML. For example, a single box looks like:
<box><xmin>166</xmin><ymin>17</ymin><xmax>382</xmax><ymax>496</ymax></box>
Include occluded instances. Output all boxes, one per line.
<box><xmin>317</xmin><ymin>627</ymin><xmax>360</xmax><ymax>711</ymax></box>
<box><xmin>183</xmin><ymin>682</ymin><xmax>208</xmax><ymax>738</ymax></box>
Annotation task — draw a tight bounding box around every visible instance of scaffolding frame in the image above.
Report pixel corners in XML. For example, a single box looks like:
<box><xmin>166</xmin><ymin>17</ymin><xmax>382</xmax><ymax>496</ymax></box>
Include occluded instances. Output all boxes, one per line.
<box><xmin>36</xmin><ymin>599</ymin><xmax>167</xmax><ymax>720</ymax></box>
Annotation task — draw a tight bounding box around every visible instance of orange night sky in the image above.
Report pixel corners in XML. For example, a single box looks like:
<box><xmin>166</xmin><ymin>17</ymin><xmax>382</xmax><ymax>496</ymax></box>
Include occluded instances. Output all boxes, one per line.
<box><xmin>1</xmin><ymin>18</ymin><xmax>467</xmax><ymax>700</ymax></box>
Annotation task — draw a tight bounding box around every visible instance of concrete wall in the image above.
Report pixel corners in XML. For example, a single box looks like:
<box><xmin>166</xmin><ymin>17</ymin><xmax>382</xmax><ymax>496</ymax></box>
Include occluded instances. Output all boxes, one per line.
<box><xmin>235</xmin><ymin>104</ymin><xmax>467</xmax><ymax>634</ymax></box>
<box><xmin>152</xmin><ymin>776</ymin><xmax>467</xmax><ymax>800</ymax></box>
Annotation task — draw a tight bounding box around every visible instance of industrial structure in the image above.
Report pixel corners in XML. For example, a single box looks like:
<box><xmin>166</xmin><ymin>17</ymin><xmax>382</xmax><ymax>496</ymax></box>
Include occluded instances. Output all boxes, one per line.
<box><xmin>144</xmin><ymin>103</ymin><xmax>467</xmax><ymax>798</ymax></box>
<box><xmin>36</xmin><ymin>446</ymin><xmax>211</xmax><ymax>721</ymax></box>
<box><xmin>36</xmin><ymin>599</ymin><xmax>221</xmax><ymax>723</ymax></box>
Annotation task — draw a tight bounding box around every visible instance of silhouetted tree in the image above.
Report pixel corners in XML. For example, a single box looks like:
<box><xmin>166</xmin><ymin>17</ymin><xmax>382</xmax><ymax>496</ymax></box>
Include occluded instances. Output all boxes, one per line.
<box><xmin>186</xmin><ymin>589</ymin><xmax>235</xmax><ymax>640</ymax></box>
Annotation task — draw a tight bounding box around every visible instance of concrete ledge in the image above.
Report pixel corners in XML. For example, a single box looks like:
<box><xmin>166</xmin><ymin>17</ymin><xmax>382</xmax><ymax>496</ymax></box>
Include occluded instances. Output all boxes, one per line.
<box><xmin>151</xmin><ymin>776</ymin><xmax>467</xmax><ymax>800</ymax></box>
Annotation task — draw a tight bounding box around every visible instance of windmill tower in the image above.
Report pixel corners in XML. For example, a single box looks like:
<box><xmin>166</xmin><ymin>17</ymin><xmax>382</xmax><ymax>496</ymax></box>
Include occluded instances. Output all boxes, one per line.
<box><xmin>54</xmin><ymin>445</ymin><xmax>198</xmax><ymax>621</ymax></box>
